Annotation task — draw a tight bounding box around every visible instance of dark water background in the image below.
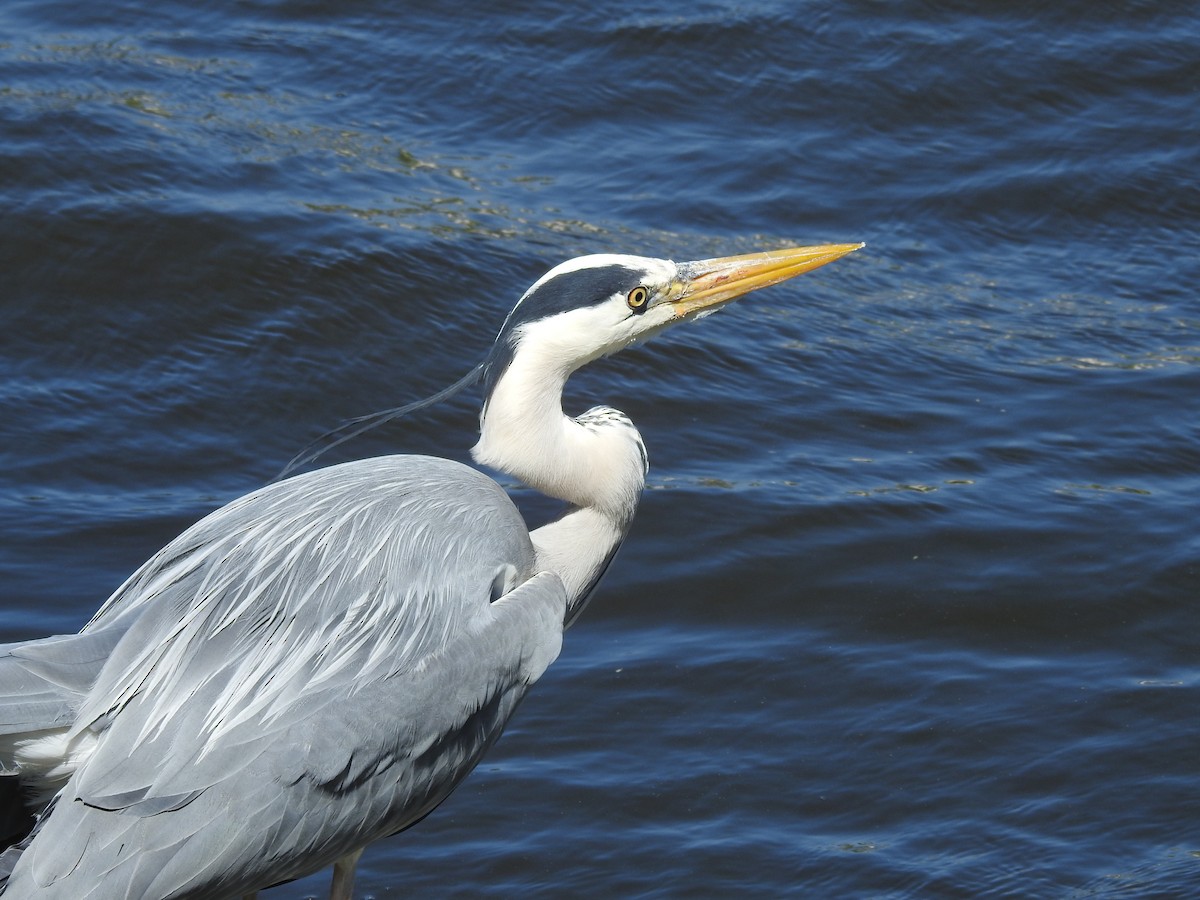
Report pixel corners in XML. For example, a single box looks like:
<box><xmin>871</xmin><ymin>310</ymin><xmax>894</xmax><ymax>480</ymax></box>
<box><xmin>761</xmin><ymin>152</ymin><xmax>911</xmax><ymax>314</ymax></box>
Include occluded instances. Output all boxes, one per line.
<box><xmin>2</xmin><ymin>1</ymin><xmax>1198</xmax><ymax>896</ymax></box>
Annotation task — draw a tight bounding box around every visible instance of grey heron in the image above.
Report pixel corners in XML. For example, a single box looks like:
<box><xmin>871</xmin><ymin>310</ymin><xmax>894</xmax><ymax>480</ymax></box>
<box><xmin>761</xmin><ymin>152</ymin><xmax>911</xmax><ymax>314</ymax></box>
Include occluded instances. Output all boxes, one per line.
<box><xmin>0</xmin><ymin>243</ymin><xmax>861</xmax><ymax>899</ymax></box>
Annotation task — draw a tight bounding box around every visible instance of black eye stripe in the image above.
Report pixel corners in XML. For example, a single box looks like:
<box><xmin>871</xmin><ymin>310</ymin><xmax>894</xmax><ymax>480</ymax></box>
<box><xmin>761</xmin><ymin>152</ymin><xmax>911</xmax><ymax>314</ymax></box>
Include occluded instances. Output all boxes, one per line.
<box><xmin>517</xmin><ymin>265</ymin><xmax>643</xmax><ymax>322</ymax></box>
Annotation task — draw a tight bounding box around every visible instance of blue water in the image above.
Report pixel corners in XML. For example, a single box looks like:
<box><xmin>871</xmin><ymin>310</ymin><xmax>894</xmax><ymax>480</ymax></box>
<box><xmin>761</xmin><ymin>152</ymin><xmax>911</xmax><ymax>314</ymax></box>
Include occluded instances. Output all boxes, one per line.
<box><xmin>2</xmin><ymin>0</ymin><xmax>1198</xmax><ymax>896</ymax></box>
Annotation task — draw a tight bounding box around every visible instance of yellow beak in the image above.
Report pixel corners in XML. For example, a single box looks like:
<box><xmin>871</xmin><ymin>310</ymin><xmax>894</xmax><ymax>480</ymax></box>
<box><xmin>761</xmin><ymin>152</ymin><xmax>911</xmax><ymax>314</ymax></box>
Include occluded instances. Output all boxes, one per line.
<box><xmin>671</xmin><ymin>243</ymin><xmax>863</xmax><ymax>319</ymax></box>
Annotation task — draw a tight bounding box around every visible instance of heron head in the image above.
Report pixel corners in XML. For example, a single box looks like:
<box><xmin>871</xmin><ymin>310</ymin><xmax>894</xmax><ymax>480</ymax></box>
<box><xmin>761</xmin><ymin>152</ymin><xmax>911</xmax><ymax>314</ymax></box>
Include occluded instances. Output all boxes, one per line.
<box><xmin>483</xmin><ymin>243</ymin><xmax>863</xmax><ymax>395</ymax></box>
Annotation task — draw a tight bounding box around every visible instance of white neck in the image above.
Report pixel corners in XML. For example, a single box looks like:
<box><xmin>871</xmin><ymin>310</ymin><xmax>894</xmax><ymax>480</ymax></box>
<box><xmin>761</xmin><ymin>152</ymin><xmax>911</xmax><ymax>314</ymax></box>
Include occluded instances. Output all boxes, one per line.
<box><xmin>471</xmin><ymin>334</ymin><xmax>645</xmax><ymax>618</ymax></box>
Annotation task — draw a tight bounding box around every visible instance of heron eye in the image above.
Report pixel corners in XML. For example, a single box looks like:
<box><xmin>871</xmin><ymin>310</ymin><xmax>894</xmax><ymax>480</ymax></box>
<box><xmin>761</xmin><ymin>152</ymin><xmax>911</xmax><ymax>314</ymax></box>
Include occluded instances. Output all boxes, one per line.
<box><xmin>626</xmin><ymin>285</ymin><xmax>649</xmax><ymax>312</ymax></box>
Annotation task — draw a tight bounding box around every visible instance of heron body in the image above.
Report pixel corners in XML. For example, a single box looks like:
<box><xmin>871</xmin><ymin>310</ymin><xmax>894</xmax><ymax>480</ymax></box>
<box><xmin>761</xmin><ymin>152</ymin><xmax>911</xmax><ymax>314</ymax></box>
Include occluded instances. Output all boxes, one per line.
<box><xmin>0</xmin><ymin>244</ymin><xmax>860</xmax><ymax>897</ymax></box>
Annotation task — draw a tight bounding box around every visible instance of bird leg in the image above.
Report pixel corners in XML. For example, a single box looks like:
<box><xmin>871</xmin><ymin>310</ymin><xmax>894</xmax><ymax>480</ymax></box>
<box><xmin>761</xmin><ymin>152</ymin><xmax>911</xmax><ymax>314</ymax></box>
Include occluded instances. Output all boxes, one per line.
<box><xmin>329</xmin><ymin>848</ymin><xmax>365</xmax><ymax>900</ymax></box>
<box><xmin>237</xmin><ymin>847</ymin><xmax>362</xmax><ymax>900</ymax></box>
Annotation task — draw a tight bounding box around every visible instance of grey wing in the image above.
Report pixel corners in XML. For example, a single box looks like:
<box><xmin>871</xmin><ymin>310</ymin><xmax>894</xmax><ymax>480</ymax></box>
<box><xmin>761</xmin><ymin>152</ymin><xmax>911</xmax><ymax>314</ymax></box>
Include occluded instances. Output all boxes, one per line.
<box><xmin>0</xmin><ymin>622</ymin><xmax>134</xmax><ymax>836</ymax></box>
<box><xmin>2</xmin><ymin>455</ymin><xmax>567</xmax><ymax>899</ymax></box>
<box><xmin>0</xmin><ymin>630</ymin><xmax>119</xmax><ymax>731</ymax></box>
<box><xmin>0</xmin><ymin>626</ymin><xmax>127</xmax><ymax>749</ymax></box>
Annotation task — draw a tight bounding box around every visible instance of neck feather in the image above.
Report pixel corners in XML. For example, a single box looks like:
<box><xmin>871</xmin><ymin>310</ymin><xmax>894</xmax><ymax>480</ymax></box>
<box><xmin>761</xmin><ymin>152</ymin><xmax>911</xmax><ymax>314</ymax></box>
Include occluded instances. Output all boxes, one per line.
<box><xmin>470</xmin><ymin>339</ymin><xmax>645</xmax><ymax>615</ymax></box>
<box><xmin>471</xmin><ymin>341</ymin><xmax>645</xmax><ymax>521</ymax></box>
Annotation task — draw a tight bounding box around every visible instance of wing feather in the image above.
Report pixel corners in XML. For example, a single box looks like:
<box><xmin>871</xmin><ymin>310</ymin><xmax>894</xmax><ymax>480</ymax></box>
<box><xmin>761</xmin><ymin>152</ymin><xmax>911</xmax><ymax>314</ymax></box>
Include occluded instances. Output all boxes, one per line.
<box><xmin>4</xmin><ymin>455</ymin><xmax>567</xmax><ymax>898</ymax></box>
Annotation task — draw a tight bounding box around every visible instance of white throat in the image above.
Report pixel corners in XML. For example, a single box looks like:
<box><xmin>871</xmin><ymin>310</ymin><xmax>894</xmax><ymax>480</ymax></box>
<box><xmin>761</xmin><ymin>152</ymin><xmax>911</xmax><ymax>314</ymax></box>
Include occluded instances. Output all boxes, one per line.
<box><xmin>471</xmin><ymin>330</ymin><xmax>646</xmax><ymax>617</ymax></box>
<box><xmin>471</xmin><ymin>333</ymin><xmax>644</xmax><ymax>521</ymax></box>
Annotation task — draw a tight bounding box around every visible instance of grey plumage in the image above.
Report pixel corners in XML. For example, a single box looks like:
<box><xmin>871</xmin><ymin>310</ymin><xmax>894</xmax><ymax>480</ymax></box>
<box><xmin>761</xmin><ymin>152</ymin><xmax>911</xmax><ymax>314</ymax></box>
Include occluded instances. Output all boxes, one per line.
<box><xmin>3</xmin><ymin>457</ymin><xmax>563</xmax><ymax>898</ymax></box>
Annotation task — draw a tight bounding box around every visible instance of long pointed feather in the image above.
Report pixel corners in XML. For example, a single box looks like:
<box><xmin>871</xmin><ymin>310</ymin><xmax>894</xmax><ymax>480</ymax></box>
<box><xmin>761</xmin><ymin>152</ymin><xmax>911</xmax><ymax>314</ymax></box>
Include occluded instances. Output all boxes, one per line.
<box><xmin>273</xmin><ymin>362</ymin><xmax>486</xmax><ymax>482</ymax></box>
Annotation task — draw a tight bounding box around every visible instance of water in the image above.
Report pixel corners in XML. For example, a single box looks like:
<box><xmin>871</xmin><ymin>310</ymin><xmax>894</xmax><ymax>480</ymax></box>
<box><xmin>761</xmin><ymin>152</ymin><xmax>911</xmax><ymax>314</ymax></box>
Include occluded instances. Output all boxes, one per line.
<box><xmin>1</xmin><ymin>0</ymin><xmax>1197</xmax><ymax>896</ymax></box>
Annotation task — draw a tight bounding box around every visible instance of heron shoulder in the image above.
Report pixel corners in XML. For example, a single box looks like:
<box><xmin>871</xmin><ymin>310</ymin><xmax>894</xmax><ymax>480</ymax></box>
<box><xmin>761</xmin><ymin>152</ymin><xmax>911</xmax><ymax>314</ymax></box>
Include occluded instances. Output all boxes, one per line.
<box><xmin>89</xmin><ymin>455</ymin><xmax>530</xmax><ymax>625</ymax></box>
<box><xmin>72</xmin><ymin>454</ymin><xmax>539</xmax><ymax>752</ymax></box>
